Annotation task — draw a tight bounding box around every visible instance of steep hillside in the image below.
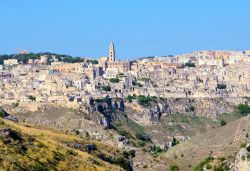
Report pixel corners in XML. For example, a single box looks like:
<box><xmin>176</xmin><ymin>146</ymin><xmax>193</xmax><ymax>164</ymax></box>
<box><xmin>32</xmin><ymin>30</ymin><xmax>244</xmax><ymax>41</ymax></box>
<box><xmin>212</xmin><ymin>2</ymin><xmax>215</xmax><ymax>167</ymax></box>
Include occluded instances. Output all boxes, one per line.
<box><xmin>0</xmin><ymin>119</ymin><xmax>133</xmax><ymax>171</ymax></box>
<box><xmin>163</xmin><ymin>115</ymin><xmax>250</xmax><ymax>170</ymax></box>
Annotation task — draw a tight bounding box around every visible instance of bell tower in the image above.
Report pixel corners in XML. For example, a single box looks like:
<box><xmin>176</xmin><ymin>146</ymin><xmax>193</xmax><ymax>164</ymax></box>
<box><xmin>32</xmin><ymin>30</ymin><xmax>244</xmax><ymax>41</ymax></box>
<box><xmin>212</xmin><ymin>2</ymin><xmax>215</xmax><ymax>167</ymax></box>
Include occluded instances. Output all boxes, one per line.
<box><xmin>109</xmin><ymin>42</ymin><xmax>115</xmax><ymax>62</ymax></box>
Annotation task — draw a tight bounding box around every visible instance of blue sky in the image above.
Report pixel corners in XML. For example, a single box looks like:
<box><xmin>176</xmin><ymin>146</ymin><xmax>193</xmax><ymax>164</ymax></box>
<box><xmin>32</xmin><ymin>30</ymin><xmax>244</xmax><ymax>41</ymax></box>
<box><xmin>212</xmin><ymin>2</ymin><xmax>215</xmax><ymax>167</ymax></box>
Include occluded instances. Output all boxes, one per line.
<box><xmin>0</xmin><ymin>0</ymin><xmax>249</xmax><ymax>59</ymax></box>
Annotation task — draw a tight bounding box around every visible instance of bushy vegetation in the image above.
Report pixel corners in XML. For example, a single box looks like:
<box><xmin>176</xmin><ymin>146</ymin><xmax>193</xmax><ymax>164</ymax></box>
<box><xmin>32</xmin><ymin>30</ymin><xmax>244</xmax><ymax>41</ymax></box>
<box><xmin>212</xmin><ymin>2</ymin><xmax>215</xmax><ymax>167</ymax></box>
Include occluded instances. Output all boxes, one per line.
<box><xmin>0</xmin><ymin>107</ymin><xmax>4</xmax><ymax>118</ymax></box>
<box><xmin>116</xmin><ymin>129</ymin><xmax>133</xmax><ymax>139</ymax></box>
<box><xmin>194</xmin><ymin>156</ymin><xmax>214</xmax><ymax>171</ymax></box>
<box><xmin>90</xmin><ymin>60</ymin><xmax>98</xmax><ymax>64</ymax></box>
<box><xmin>94</xmin><ymin>98</ymin><xmax>106</xmax><ymax>103</ymax></box>
<box><xmin>237</xmin><ymin>104</ymin><xmax>250</xmax><ymax>116</ymax></box>
<box><xmin>213</xmin><ymin>163</ymin><xmax>230</xmax><ymax>171</ymax></box>
<box><xmin>135</xmin><ymin>133</ymin><xmax>151</xmax><ymax>142</ymax></box>
<box><xmin>171</xmin><ymin>137</ymin><xmax>180</xmax><ymax>147</ymax></box>
<box><xmin>109</xmin><ymin>78</ymin><xmax>120</xmax><ymax>83</ymax></box>
<box><xmin>217</xmin><ymin>84</ymin><xmax>227</xmax><ymax>89</ymax></box>
<box><xmin>151</xmin><ymin>145</ymin><xmax>163</xmax><ymax>154</ymax></box>
<box><xmin>137</xmin><ymin>95</ymin><xmax>154</xmax><ymax>106</ymax></box>
<box><xmin>0</xmin><ymin>52</ymin><xmax>85</xmax><ymax>64</ymax></box>
<box><xmin>246</xmin><ymin>145</ymin><xmax>250</xmax><ymax>152</ymax></box>
<box><xmin>28</xmin><ymin>95</ymin><xmax>36</xmax><ymax>101</ymax></box>
<box><xmin>170</xmin><ymin>165</ymin><xmax>179</xmax><ymax>171</ymax></box>
<box><xmin>125</xmin><ymin>95</ymin><xmax>136</xmax><ymax>103</ymax></box>
<box><xmin>101</xmin><ymin>85</ymin><xmax>111</xmax><ymax>91</ymax></box>
<box><xmin>184</xmin><ymin>62</ymin><xmax>196</xmax><ymax>67</ymax></box>
<box><xmin>240</xmin><ymin>143</ymin><xmax>247</xmax><ymax>148</ymax></box>
<box><xmin>220</xmin><ymin>119</ymin><xmax>227</xmax><ymax>126</ymax></box>
<box><xmin>132</xmin><ymin>80</ymin><xmax>143</xmax><ymax>87</ymax></box>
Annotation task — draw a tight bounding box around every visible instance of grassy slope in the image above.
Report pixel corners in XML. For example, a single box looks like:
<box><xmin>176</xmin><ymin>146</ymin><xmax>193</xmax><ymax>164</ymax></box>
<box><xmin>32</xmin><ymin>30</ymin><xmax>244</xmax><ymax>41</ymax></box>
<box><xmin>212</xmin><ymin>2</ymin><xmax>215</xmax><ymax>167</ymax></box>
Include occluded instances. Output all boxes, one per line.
<box><xmin>0</xmin><ymin>119</ymin><xmax>124</xmax><ymax>171</ymax></box>
<box><xmin>162</xmin><ymin>114</ymin><xmax>250</xmax><ymax>170</ymax></box>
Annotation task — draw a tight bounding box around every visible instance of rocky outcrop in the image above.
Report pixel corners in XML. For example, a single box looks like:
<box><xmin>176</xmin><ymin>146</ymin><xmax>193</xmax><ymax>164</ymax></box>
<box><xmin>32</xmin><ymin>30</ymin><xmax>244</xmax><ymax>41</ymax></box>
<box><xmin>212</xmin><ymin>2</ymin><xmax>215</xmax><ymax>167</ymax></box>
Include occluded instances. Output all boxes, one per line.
<box><xmin>127</xmin><ymin>101</ymin><xmax>170</xmax><ymax>125</ymax></box>
<box><xmin>88</xmin><ymin>96</ymin><xmax>125</xmax><ymax>128</ymax></box>
<box><xmin>0</xmin><ymin>107</ymin><xmax>19</xmax><ymax>122</ymax></box>
<box><xmin>230</xmin><ymin>144</ymin><xmax>250</xmax><ymax>170</ymax></box>
<box><xmin>126</xmin><ymin>97</ymin><xmax>235</xmax><ymax>126</ymax></box>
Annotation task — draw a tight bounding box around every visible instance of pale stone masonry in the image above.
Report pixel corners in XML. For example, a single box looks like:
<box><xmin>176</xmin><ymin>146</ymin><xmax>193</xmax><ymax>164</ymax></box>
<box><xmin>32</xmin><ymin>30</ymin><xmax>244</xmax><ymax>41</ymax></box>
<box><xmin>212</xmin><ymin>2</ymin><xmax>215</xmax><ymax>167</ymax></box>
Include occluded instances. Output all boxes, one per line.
<box><xmin>1</xmin><ymin>45</ymin><xmax>250</xmax><ymax>111</ymax></box>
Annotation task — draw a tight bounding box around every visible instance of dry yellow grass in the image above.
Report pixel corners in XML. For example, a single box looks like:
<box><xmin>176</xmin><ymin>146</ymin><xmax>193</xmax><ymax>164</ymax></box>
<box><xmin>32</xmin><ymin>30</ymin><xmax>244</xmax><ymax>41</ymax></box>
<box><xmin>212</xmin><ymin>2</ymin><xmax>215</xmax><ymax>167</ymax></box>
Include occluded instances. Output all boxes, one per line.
<box><xmin>0</xmin><ymin>119</ymin><xmax>124</xmax><ymax>171</ymax></box>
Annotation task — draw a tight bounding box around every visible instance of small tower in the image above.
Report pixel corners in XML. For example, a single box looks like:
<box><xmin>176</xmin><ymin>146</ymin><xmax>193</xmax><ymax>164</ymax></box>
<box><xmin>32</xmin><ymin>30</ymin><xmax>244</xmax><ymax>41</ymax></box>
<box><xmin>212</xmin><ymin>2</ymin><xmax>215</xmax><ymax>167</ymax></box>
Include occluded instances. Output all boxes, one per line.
<box><xmin>109</xmin><ymin>42</ymin><xmax>115</xmax><ymax>62</ymax></box>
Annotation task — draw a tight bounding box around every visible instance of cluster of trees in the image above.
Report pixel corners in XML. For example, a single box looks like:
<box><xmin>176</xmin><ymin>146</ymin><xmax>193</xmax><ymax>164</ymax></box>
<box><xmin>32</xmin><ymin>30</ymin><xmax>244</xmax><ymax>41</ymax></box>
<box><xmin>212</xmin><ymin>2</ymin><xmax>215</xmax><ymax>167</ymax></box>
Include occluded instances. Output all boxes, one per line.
<box><xmin>0</xmin><ymin>52</ymin><xmax>86</xmax><ymax>65</ymax></box>
<box><xmin>125</xmin><ymin>95</ymin><xmax>159</xmax><ymax>106</ymax></box>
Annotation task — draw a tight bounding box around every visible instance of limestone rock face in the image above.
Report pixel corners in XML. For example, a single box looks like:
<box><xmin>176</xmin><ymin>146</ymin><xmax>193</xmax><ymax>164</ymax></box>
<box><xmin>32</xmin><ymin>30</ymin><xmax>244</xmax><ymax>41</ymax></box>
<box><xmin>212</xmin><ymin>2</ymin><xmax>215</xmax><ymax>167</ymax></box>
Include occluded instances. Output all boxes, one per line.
<box><xmin>230</xmin><ymin>144</ymin><xmax>250</xmax><ymax>171</ymax></box>
<box><xmin>88</xmin><ymin>98</ymin><xmax>125</xmax><ymax>128</ymax></box>
<box><xmin>125</xmin><ymin>97</ymin><xmax>235</xmax><ymax>126</ymax></box>
<box><xmin>127</xmin><ymin>102</ymin><xmax>170</xmax><ymax>126</ymax></box>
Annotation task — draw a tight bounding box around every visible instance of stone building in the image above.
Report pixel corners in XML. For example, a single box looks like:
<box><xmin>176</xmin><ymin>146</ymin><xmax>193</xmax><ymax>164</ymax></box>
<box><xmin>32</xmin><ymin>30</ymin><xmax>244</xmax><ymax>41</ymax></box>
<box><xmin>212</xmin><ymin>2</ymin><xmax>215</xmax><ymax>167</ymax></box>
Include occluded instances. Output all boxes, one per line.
<box><xmin>4</xmin><ymin>59</ymin><xmax>18</xmax><ymax>66</ymax></box>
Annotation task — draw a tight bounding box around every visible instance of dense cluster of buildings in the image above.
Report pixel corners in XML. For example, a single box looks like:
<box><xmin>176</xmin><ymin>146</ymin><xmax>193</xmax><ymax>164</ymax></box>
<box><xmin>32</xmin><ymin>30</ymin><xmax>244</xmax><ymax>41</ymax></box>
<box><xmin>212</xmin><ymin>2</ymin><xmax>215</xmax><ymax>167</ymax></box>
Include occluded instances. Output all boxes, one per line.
<box><xmin>1</xmin><ymin>43</ymin><xmax>250</xmax><ymax>111</ymax></box>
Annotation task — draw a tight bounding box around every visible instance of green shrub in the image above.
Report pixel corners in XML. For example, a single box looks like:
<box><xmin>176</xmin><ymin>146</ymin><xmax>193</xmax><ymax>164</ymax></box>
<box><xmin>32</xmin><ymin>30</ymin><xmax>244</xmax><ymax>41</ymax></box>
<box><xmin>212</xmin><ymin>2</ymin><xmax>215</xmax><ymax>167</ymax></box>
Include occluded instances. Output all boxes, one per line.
<box><xmin>28</xmin><ymin>95</ymin><xmax>36</xmax><ymax>101</ymax></box>
<box><xmin>171</xmin><ymin>137</ymin><xmax>180</xmax><ymax>147</ymax></box>
<box><xmin>237</xmin><ymin>104</ymin><xmax>250</xmax><ymax>116</ymax></box>
<box><xmin>116</xmin><ymin>130</ymin><xmax>133</xmax><ymax>139</ymax></box>
<box><xmin>217</xmin><ymin>84</ymin><xmax>227</xmax><ymax>89</ymax></box>
<box><xmin>109</xmin><ymin>78</ymin><xmax>120</xmax><ymax>83</ymax></box>
<box><xmin>95</xmin><ymin>98</ymin><xmax>105</xmax><ymax>103</ymax></box>
<box><xmin>137</xmin><ymin>95</ymin><xmax>152</xmax><ymax>106</ymax></box>
<box><xmin>241</xmin><ymin>143</ymin><xmax>247</xmax><ymax>148</ymax></box>
<box><xmin>151</xmin><ymin>145</ymin><xmax>162</xmax><ymax>154</ymax></box>
<box><xmin>206</xmin><ymin>164</ymin><xmax>212</xmax><ymax>169</ymax></box>
<box><xmin>170</xmin><ymin>165</ymin><xmax>179</xmax><ymax>171</ymax></box>
<box><xmin>90</xmin><ymin>60</ymin><xmax>98</xmax><ymax>64</ymax></box>
<box><xmin>137</xmin><ymin>141</ymin><xmax>146</xmax><ymax>147</ymax></box>
<box><xmin>246</xmin><ymin>145</ymin><xmax>250</xmax><ymax>152</ymax></box>
<box><xmin>126</xmin><ymin>95</ymin><xmax>135</xmax><ymax>103</ymax></box>
<box><xmin>101</xmin><ymin>85</ymin><xmax>111</xmax><ymax>91</ymax></box>
<box><xmin>189</xmin><ymin>106</ymin><xmax>195</xmax><ymax>112</ymax></box>
<box><xmin>0</xmin><ymin>107</ymin><xmax>4</xmax><ymax>118</ymax></box>
<box><xmin>220</xmin><ymin>119</ymin><xmax>227</xmax><ymax>126</ymax></box>
<box><xmin>194</xmin><ymin>156</ymin><xmax>214</xmax><ymax>171</ymax></box>
<box><xmin>128</xmin><ymin>150</ymin><xmax>136</xmax><ymax>158</ymax></box>
<box><xmin>75</xmin><ymin>130</ymin><xmax>80</xmax><ymax>135</ymax></box>
<box><xmin>135</xmin><ymin>133</ymin><xmax>151</xmax><ymax>142</ymax></box>
<box><xmin>185</xmin><ymin>62</ymin><xmax>195</xmax><ymax>67</ymax></box>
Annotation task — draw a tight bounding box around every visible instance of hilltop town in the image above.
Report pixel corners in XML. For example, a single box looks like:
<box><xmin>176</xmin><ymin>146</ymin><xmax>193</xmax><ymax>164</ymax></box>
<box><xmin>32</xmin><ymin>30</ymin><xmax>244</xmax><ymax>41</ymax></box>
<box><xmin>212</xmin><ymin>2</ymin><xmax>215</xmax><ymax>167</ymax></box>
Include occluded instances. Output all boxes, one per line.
<box><xmin>1</xmin><ymin>44</ymin><xmax>250</xmax><ymax>170</ymax></box>
<box><xmin>1</xmin><ymin>43</ymin><xmax>250</xmax><ymax>111</ymax></box>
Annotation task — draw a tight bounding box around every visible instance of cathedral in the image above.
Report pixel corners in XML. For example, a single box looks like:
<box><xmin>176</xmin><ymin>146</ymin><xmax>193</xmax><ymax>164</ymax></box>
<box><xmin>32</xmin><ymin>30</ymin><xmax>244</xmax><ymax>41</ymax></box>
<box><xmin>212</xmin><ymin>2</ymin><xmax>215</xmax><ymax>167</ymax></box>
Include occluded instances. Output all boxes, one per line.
<box><xmin>99</xmin><ymin>42</ymin><xmax>131</xmax><ymax>75</ymax></box>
